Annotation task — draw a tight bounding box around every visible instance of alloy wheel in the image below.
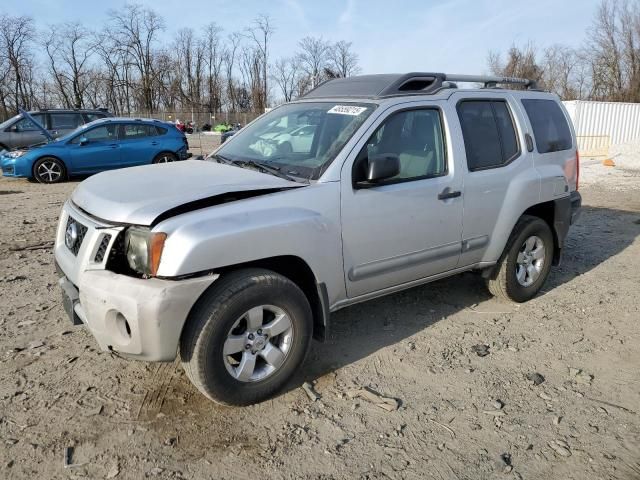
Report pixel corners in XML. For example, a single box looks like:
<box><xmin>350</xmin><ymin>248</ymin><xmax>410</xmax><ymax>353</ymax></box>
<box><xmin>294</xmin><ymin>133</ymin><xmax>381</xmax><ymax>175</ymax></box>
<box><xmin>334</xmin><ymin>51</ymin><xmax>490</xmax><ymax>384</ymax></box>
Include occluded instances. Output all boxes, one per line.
<box><xmin>37</xmin><ymin>160</ymin><xmax>62</xmax><ymax>182</ymax></box>
<box><xmin>223</xmin><ymin>305</ymin><xmax>294</xmax><ymax>382</ymax></box>
<box><xmin>515</xmin><ymin>235</ymin><xmax>545</xmax><ymax>287</ymax></box>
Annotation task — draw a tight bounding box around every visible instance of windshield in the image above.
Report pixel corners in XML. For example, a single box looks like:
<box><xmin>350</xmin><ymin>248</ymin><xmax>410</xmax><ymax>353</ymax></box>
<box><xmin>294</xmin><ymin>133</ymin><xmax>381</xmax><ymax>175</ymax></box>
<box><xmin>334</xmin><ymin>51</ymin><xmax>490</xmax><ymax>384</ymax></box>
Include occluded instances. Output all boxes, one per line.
<box><xmin>215</xmin><ymin>102</ymin><xmax>376</xmax><ymax>180</ymax></box>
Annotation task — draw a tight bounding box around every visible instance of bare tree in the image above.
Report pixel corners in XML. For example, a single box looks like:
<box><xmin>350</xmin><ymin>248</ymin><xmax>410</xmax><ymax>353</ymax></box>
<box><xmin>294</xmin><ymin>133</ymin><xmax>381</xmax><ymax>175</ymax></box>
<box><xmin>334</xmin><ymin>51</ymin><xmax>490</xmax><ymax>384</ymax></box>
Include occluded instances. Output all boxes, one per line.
<box><xmin>297</xmin><ymin>36</ymin><xmax>330</xmax><ymax>89</ymax></box>
<box><xmin>272</xmin><ymin>57</ymin><xmax>301</xmax><ymax>102</ymax></box>
<box><xmin>107</xmin><ymin>4</ymin><xmax>164</xmax><ymax>112</ymax></box>
<box><xmin>0</xmin><ymin>14</ymin><xmax>35</xmax><ymax>114</ymax></box>
<box><xmin>327</xmin><ymin>40</ymin><xmax>360</xmax><ymax>77</ymax></box>
<box><xmin>245</xmin><ymin>14</ymin><xmax>274</xmax><ymax>110</ymax></box>
<box><xmin>203</xmin><ymin>23</ymin><xmax>224</xmax><ymax>113</ymax></box>
<box><xmin>43</xmin><ymin>23</ymin><xmax>97</xmax><ymax>108</ymax></box>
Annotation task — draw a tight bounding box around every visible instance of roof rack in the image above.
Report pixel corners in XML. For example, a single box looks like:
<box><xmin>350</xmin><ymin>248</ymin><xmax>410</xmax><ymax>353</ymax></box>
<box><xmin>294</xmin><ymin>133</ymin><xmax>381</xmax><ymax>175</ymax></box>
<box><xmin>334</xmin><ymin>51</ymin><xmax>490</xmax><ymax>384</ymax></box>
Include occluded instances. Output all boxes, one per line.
<box><xmin>302</xmin><ymin>72</ymin><xmax>538</xmax><ymax>99</ymax></box>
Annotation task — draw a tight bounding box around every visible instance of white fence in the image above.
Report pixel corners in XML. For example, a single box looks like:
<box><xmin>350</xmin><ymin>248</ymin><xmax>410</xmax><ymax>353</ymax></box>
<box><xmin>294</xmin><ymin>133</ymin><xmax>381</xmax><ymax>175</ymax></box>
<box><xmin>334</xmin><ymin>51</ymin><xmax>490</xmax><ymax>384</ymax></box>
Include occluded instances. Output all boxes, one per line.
<box><xmin>563</xmin><ymin>100</ymin><xmax>640</xmax><ymax>156</ymax></box>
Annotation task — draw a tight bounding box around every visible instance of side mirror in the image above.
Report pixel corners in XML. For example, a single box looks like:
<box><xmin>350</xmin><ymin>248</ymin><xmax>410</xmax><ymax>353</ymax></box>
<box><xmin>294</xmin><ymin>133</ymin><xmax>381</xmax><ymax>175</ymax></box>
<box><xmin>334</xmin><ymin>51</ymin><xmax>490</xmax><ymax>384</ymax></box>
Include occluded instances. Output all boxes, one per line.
<box><xmin>79</xmin><ymin>137</ymin><xmax>89</xmax><ymax>146</ymax></box>
<box><xmin>357</xmin><ymin>154</ymin><xmax>400</xmax><ymax>187</ymax></box>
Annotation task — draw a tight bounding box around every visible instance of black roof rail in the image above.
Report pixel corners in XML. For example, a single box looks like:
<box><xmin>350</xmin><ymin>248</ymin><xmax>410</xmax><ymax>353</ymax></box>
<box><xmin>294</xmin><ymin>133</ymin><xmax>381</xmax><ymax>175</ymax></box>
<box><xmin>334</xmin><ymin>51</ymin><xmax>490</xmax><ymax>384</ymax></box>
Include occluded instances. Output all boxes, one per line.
<box><xmin>302</xmin><ymin>72</ymin><xmax>538</xmax><ymax>99</ymax></box>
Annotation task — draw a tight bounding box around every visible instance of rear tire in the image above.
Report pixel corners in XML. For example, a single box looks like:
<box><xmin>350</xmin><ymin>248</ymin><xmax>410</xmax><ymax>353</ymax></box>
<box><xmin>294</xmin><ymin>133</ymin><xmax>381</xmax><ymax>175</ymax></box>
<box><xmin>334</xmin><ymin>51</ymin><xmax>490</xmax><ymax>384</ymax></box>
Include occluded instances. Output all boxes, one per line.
<box><xmin>33</xmin><ymin>157</ymin><xmax>66</xmax><ymax>184</ymax></box>
<box><xmin>152</xmin><ymin>152</ymin><xmax>178</xmax><ymax>163</ymax></box>
<box><xmin>486</xmin><ymin>215</ymin><xmax>554</xmax><ymax>303</ymax></box>
<box><xmin>179</xmin><ymin>268</ymin><xmax>313</xmax><ymax>406</ymax></box>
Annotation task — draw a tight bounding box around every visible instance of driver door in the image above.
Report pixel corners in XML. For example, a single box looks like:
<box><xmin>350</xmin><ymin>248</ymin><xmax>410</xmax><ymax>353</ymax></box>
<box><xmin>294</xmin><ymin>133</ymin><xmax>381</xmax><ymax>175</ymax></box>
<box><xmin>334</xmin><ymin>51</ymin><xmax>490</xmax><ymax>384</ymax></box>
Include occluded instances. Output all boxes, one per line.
<box><xmin>68</xmin><ymin>124</ymin><xmax>121</xmax><ymax>173</ymax></box>
<box><xmin>340</xmin><ymin>103</ymin><xmax>463</xmax><ymax>298</ymax></box>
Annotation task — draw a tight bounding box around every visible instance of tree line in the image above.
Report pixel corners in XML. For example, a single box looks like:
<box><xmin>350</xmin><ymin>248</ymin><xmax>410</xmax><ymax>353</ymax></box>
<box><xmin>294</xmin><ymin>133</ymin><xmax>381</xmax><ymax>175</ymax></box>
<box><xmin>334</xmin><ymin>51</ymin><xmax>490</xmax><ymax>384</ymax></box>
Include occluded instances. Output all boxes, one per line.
<box><xmin>0</xmin><ymin>4</ymin><xmax>360</xmax><ymax>120</ymax></box>
<box><xmin>489</xmin><ymin>0</ymin><xmax>640</xmax><ymax>102</ymax></box>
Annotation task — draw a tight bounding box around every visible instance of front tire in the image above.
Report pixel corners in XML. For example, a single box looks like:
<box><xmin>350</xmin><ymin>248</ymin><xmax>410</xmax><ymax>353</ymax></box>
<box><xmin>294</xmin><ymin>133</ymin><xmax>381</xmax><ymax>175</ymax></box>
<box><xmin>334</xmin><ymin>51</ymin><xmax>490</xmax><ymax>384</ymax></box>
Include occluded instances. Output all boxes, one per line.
<box><xmin>179</xmin><ymin>268</ymin><xmax>313</xmax><ymax>406</ymax></box>
<box><xmin>486</xmin><ymin>215</ymin><xmax>554</xmax><ymax>303</ymax></box>
<box><xmin>33</xmin><ymin>157</ymin><xmax>66</xmax><ymax>184</ymax></box>
<box><xmin>152</xmin><ymin>152</ymin><xmax>178</xmax><ymax>163</ymax></box>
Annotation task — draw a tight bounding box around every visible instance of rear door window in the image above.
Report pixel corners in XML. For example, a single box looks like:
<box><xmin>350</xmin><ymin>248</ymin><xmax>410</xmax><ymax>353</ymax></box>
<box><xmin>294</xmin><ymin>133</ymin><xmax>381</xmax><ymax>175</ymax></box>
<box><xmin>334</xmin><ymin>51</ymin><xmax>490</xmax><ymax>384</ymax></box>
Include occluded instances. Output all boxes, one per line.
<box><xmin>50</xmin><ymin>113</ymin><xmax>84</xmax><ymax>130</ymax></box>
<box><xmin>521</xmin><ymin>99</ymin><xmax>572</xmax><ymax>153</ymax></box>
<box><xmin>457</xmin><ymin>100</ymin><xmax>520</xmax><ymax>171</ymax></box>
<box><xmin>122</xmin><ymin>124</ymin><xmax>157</xmax><ymax>138</ymax></box>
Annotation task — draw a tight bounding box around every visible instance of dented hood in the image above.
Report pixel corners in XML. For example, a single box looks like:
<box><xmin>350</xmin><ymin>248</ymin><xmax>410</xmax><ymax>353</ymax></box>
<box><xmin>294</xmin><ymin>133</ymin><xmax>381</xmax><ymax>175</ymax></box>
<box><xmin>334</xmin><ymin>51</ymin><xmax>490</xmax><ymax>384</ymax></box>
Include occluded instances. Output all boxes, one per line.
<box><xmin>71</xmin><ymin>160</ymin><xmax>300</xmax><ymax>225</ymax></box>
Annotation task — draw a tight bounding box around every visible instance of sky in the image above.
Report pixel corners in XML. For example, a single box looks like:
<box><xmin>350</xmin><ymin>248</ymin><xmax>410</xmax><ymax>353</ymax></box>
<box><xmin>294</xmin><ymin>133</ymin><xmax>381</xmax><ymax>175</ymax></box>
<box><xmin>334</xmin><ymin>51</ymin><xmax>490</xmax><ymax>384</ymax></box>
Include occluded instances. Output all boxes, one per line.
<box><xmin>4</xmin><ymin>0</ymin><xmax>602</xmax><ymax>74</ymax></box>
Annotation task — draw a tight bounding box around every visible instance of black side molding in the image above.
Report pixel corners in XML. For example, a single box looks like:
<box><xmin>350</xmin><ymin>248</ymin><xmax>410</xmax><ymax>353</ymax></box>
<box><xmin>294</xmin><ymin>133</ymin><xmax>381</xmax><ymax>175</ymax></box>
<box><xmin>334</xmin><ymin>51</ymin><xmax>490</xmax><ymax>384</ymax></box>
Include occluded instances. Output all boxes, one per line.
<box><xmin>313</xmin><ymin>282</ymin><xmax>331</xmax><ymax>342</ymax></box>
<box><xmin>552</xmin><ymin>191</ymin><xmax>581</xmax><ymax>265</ymax></box>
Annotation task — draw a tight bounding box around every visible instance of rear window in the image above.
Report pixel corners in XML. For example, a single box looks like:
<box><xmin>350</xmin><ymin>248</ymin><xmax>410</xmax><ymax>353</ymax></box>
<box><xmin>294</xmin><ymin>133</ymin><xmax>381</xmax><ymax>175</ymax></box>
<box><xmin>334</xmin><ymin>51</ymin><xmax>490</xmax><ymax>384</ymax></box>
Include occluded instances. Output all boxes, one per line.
<box><xmin>521</xmin><ymin>99</ymin><xmax>572</xmax><ymax>153</ymax></box>
<box><xmin>457</xmin><ymin>100</ymin><xmax>520</xmax><ymax>171</ymax></box>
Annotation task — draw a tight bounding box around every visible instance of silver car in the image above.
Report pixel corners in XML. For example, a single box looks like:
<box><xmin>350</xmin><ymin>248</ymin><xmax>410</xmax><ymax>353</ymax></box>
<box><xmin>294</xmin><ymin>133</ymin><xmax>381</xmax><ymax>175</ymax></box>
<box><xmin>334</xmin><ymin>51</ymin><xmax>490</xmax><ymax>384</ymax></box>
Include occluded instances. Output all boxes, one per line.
<box><xmin>0</xmin><ymin>109</ymin><xmax>111</xmax><ymax>151</ymax></box>
<box><xmin>54</xmin><ymin>73</ymin><xmax>581</xmax><ymax>405</ymax></box>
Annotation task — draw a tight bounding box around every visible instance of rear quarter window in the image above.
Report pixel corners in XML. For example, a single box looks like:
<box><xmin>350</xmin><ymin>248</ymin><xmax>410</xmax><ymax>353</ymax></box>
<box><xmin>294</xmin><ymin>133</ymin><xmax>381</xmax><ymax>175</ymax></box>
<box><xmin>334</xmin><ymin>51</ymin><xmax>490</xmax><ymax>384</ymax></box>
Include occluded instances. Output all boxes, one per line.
<box><xmin>521</xmin><ymin>99</ymin><xmax>572</xmax><ymax>153</ymax></box>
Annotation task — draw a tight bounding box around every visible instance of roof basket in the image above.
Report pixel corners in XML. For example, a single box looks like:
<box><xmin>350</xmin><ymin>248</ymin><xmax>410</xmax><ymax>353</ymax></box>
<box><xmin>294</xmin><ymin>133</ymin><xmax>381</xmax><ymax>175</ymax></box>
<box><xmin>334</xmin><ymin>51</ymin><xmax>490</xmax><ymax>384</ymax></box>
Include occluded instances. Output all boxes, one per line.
<box><xmin>302</xmin><ymin>72</ymin><xmax>538</xmax><ymax>99</ymax></box>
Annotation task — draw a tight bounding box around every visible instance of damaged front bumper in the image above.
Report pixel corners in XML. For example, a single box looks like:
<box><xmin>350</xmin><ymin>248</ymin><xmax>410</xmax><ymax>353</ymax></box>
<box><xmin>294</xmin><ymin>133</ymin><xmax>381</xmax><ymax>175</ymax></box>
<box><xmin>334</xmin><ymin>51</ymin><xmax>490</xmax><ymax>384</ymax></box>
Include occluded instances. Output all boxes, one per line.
<box><xmin>54</xmin><ymin>200</ymin><xmax>217</xmax><ymax>361</ymax></box>
<box><xmin>57</xmin><ymin>267</ymin><xmax>217</xmax><ymax>361</ymax></box>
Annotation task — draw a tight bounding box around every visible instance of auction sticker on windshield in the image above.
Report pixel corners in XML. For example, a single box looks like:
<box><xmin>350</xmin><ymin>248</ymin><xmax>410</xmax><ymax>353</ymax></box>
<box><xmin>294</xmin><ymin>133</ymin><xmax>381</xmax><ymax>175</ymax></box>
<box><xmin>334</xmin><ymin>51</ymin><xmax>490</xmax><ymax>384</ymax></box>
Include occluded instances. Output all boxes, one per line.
<box><xmin>328</xmin><ymin>105</ymin><xmax>368</xmax><ymax>116</ymax></box>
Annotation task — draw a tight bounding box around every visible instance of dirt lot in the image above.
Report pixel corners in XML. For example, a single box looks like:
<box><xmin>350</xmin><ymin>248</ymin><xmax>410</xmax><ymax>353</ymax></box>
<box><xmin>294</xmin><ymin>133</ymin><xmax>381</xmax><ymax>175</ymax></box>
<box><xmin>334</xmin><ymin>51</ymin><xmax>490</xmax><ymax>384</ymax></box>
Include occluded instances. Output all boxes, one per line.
<box><xmin>0</xmin><ymin>159</ymin><xmax>639</xmax><ymax>479</ymax></box>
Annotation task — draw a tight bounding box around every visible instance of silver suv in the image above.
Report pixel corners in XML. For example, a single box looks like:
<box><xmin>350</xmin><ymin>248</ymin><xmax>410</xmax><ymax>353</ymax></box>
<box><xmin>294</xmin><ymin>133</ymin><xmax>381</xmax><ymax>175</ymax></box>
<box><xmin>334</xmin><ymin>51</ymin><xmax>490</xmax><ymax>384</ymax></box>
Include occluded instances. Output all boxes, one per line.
<box><xmin>54</xmin><ymin>73</ymin><xmax>581</xmax><ymax>405</ymax></box>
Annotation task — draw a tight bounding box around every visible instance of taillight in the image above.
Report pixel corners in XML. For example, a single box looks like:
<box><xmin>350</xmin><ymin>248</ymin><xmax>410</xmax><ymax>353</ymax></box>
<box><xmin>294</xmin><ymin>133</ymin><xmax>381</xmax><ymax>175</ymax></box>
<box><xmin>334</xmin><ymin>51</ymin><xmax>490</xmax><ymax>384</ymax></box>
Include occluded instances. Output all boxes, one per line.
<box><xmin>575</xmin><ymin>150</ymin><xmax>580</xmax><ymax>191</ymax></box>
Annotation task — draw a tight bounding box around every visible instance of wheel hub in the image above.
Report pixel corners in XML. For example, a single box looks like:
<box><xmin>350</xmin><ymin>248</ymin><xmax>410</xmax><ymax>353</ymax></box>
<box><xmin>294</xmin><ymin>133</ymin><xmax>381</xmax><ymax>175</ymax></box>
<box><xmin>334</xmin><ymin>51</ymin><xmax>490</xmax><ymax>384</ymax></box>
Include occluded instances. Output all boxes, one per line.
<box><xmin>247</xmin><ymin>334</ymin><xmax>268</xmax><ymax>354</ymax></box>
<box><xmin>223</xmin><ymin>305</ymin><xmax>294</xmax><ymax>382</ymax></box>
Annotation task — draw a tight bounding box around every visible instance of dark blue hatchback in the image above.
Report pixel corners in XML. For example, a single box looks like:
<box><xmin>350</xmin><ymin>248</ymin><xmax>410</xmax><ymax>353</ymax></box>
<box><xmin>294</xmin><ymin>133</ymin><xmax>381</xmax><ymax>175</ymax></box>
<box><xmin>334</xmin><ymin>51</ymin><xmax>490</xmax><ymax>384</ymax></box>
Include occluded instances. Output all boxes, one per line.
<box><xmin>1</xmin><ymin>117</ymin><xmax>190</xmax><ymax>183</ymax></box>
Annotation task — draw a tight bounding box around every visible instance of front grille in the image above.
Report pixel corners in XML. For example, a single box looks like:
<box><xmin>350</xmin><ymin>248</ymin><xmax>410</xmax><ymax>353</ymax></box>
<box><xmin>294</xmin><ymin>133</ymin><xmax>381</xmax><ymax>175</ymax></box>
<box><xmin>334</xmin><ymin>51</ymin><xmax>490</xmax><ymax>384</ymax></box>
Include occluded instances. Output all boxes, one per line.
<box><xmin>65</xmin><ymin>216</ymin><xmax>88</xmax><ymax>256</ymax></box>
<box><xmin>94</xmin><ymin>234</ymin><xmax>112</xmax><ymax>263</ymax></box>
<box><xmin>2</xmin><ymin>166</ymin><xmax>14</xmax><ymax>174</ymax></box>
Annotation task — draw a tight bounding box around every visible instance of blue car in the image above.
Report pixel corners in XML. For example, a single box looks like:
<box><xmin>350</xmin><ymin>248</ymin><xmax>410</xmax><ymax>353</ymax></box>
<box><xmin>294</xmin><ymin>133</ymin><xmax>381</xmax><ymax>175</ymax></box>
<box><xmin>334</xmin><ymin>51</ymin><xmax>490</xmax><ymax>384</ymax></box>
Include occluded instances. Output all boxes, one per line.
<box><xmin>1</xmin><ymin>115</ymin><xmax>190</xmax><ymax>183</ymax></box>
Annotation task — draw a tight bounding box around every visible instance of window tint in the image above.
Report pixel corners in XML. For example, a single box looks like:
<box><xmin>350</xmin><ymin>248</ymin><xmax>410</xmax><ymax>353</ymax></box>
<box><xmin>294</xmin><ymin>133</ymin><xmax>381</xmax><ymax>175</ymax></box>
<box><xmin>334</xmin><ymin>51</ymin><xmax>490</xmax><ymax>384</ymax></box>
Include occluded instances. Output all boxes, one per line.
<box><xmin>72</xmin><ymin>124</ymin><xmax>117</xmax><ymax>143</ymax></box>
<box><xmin>521</xmin><ymin>99</ymin><xmax>572</xmax><ymax>153</ymax></box>
<box><xmin>359</xmin><ymin>108</ymin><xmax>446</xmax><ymax>182</ymax></box>
<box><xmin>122</xmin><ymin>124</ymin><xmax>156</xmax><ymax>138</ymax></box>
<box><xmin>51</xmin><ymin>113</ymin><xmax>83</xmax><ymax>130</ymax></box>
<box><xmin>457</xmin><ymin>100</ymin><xmax>520</xmax><ymax>171</ymax></box>
<box><xmin>156</xmin><ymin>126</ymin><xmax>167</xmax><ymax>135</ymax></box>
<box><xmin>13</xmin><ymin>114</ymin><xmax>45</xmax><ymax>131</ymax></box>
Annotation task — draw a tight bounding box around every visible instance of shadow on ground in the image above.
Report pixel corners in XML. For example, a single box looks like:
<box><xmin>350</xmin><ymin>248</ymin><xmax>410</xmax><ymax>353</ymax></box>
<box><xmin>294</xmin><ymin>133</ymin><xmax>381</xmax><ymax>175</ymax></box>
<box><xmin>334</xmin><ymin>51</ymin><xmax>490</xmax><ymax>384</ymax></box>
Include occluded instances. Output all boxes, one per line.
<box><xmin>283</xmin><ymin>205</ymin><xmax>640</xmax><ymax>393</ymax></box>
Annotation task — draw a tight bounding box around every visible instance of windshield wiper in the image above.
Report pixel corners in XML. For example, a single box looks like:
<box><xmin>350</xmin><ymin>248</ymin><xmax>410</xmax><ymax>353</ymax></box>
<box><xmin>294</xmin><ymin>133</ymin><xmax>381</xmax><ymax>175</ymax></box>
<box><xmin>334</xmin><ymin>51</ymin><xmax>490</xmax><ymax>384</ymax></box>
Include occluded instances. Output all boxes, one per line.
<box><xmin>214</xmin><ymin>153</ymin><xmax>298</xmax><ymax>182</ymax></box>
<box><xmin>244</xmin><ymin>160</ymin><xmax>298</xmax><ymax>182</ymax></box>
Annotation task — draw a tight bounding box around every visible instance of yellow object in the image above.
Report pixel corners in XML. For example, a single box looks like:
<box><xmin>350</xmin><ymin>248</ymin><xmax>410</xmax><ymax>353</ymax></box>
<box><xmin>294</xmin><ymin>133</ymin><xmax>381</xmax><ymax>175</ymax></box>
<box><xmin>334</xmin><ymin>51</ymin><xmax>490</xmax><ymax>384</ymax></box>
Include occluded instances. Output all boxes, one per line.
<box><xmin>602</xmin><ymin>158</ymin><xmax>616</xmax><ymax>167</ymax></box>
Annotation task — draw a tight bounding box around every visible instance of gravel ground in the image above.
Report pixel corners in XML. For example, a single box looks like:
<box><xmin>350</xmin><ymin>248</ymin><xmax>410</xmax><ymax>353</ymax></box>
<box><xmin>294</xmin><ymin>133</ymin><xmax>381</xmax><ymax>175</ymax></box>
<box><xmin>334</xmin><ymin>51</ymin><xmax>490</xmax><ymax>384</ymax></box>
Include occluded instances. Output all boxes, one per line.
<box><xmin>0</xmin><ymin>155</ymin><xmax>639</xmax><ymax>479</ymax></box>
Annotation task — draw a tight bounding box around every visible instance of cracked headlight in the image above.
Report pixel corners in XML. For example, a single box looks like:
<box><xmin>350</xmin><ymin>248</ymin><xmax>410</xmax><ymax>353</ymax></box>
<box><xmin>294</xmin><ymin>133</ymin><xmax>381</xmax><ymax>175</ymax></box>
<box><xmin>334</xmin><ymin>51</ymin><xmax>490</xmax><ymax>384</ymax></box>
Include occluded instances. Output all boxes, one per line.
<box><xmin>124</xmin><ymin>227</ymin><xmax>167</xmax><ymax>276</ymax></box>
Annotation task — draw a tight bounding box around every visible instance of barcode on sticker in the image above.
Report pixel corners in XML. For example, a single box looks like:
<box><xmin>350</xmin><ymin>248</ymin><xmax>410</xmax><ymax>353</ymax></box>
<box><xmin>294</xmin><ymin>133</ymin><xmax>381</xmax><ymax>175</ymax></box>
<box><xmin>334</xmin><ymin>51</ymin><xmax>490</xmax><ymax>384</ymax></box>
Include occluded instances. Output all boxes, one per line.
<box><xmin>327</xmin><ymin>105</ymin><xmax>367</xmax><ymax>116</ymax></box>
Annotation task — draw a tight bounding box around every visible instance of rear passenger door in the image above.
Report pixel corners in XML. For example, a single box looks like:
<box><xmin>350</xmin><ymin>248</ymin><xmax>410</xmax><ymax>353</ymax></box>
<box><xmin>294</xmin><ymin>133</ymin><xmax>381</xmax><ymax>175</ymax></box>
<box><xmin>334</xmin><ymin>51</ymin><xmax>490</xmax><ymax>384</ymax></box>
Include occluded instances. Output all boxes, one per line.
<box><xmin>452</xmin><ymin>93</ymin><xmax>540</xmax><ymax>267</ymax></box>
<box><xmin>118</xmin><ymin>124</ymin><xmax>162</xmax><ymax>167</ymax></box>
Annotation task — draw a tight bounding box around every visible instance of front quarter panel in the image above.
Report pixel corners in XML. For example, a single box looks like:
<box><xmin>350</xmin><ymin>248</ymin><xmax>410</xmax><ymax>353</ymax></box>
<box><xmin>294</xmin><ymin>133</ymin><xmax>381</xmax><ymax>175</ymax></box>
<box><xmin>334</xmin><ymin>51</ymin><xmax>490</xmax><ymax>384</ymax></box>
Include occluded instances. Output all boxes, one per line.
<box><xmin>155</xmin><ymin>182</ymin><xmax>346</xmax><ymax>305</ymax></box>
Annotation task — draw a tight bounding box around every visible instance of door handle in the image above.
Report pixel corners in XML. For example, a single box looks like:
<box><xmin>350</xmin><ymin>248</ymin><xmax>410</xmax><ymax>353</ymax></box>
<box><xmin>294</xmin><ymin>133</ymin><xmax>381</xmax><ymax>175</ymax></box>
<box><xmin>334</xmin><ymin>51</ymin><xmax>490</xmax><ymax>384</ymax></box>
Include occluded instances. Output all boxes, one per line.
<box><xmin>438</xmin><ymin>188</ymin><xmax>462</xmax><ymax>200</ymax></box>
<box><xmin>151</xmin><ymin>141</ymin><xmax>158</xmax><ymax>146</ymax></box>
<box><xmin>108</xmin><ymin>144</ymin><xmax>119</xmax><ymax>149</ymax></box>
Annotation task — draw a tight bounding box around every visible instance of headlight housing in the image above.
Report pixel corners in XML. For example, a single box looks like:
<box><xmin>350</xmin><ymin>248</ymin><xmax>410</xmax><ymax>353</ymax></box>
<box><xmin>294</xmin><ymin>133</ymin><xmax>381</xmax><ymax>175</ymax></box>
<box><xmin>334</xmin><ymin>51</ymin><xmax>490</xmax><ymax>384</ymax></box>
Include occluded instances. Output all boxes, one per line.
<box><xmin>6</xmin><ymin>150</ymin><xmax>26</xmax><ymax>158</ymax></box>
<box><xmin>124</xmin><ymin>227</ymin><xmax>167</xmax><ymax>276</ymax></box>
